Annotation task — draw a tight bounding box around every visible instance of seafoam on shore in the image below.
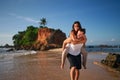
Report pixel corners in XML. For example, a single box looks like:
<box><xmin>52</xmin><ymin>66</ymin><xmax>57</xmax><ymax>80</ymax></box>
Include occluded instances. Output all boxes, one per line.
<box><xmin>0</xmin><ymin>49</ymin><xmax>37</xmax><ymax>60</ymax></box>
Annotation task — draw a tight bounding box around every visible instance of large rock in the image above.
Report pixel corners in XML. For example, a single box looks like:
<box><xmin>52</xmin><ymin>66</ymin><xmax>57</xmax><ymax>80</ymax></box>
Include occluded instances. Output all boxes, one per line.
<box><xmin>34</xmin><ymin>28</ymin><xmax>66</xmax><ymax>50</ymax></box>
<box><xmin>101</xmin><ymin>53</ymin><xmax>120</xmax><ymax>71</ymax></box>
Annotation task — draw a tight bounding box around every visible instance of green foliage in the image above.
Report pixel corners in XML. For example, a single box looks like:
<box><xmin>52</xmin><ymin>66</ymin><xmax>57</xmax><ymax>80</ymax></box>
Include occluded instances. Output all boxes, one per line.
<box><xmin>12</xmin><ymin>31</ymin><xmax>25</xmax><ymax>46</ymax></box>
<box><xmin>12</xmin><ymin>25</ymin><xmax>38</xmax><ymax>47</ymax></box>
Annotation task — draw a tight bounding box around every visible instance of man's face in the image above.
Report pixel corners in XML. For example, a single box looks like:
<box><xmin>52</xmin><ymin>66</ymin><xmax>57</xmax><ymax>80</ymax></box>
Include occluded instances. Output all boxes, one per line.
<box><xmin>77</xmin><ymin>31</ymin><xmax>84</xmax><ymax>38</ymax></box>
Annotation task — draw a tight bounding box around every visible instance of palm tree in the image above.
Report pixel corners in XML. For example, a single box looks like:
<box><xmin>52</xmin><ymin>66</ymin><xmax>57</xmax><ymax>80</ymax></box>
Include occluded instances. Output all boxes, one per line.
<box><xmin>39</xmin><ymin>18</ymin><xmax>47</xmax><ymax>28</ymax></box>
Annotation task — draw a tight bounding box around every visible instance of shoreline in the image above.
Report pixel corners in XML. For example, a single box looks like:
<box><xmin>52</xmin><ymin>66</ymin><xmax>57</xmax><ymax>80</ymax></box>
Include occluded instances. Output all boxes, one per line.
<box><xmin>0</xmin><ymin>48</ymin><xmax>120</xmax><ymax>80</ymax></box>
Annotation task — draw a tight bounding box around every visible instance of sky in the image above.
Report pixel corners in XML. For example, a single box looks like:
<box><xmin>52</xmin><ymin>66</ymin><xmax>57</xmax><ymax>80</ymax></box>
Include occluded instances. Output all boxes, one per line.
<box><xmin>0</xmin><ymin>0</ymin><xmax>120</xmax><ymax>46</ymax></box>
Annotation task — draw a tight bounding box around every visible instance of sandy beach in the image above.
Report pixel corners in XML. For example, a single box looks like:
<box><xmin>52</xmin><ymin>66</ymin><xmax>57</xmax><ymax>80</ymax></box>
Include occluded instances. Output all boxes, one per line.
<box><xmin>0</xmin><ymin>48</ymin><xmax>120</xmax><ymax>80</ymax></box>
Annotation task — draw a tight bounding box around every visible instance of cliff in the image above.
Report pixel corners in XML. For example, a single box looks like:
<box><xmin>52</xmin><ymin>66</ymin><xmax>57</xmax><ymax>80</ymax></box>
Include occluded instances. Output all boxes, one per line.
<box><xmin>34</xmin><ymin>28</ymin><xmax>66</xmax><ymax>50</ymax></box>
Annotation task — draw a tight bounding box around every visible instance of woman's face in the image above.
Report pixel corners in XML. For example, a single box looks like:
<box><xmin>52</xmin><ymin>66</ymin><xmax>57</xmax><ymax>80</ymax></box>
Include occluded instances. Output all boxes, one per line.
<box><xmin>74</xmin><ymin>23</ymin><xmax>80</xmax><ymax>31</ymax></box>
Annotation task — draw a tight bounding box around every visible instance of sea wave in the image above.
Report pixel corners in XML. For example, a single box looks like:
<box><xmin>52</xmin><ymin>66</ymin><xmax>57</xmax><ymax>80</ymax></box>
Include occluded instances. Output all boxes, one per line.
<box><xmin>0</xmin><ymin>49</ymin><xmax>37</xmax><ymax>60</ymax></box>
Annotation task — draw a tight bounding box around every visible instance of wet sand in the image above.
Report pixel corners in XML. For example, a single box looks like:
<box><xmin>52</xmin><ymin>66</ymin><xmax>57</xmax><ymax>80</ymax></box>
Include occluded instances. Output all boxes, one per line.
<box><xmin>0</xmin><ymin>48</ymin><xmax>120</xmax><ymax>80</ymax></box>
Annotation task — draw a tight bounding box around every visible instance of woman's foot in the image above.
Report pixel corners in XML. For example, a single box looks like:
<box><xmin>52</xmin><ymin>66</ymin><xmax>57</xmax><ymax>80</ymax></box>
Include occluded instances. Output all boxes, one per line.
<box><xmin>83</xmin><ymin>64</ymin><xmax>87</xmax><ymax>69</ymax></box>
<box><xmin>61</xmin><ymin>63</ymin><xmax>64</xmax><ymax>69</ymax></box>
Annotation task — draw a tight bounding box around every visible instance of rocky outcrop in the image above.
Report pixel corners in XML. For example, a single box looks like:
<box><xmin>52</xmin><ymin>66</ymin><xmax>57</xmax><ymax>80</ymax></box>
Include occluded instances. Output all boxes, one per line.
<box><xmin>34</xmin><ymin>28</ymin><xmax>66</xmax><ymax>50</ymax></box>
<box><xmin>101</xmin><ymin>53</ymin><xmax>120</xmax><ymax>71</ymax></box>
<box><xmin>37</xmin><ymin>28</ymin><xmax>52</xmax><ymax>45</ymax></box>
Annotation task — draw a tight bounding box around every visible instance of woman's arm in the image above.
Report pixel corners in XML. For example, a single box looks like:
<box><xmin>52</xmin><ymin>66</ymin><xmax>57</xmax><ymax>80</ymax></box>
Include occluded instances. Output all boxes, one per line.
<box><xmin>70</xmin><ymin>31</ymin><xmax>80</xmax><ymax>41</ymax></box>
<box><xmin>69</xmin><ymin>30</ymin><xmax>87</xmax><ymax>44</ymax></box>
<box><xmin>62</xmin><ymin>37</ymin><xmax>71</xmax><ymax>50</ymax></box>
<box><xmin>80</xmin><ymin>34</ymin><xmax>87</xmax><ymax>43</ymax></box>
<box><xmin>71</xmin><ymin>34</ymin><xmax>87</xmax><ymax>44</ymax></box>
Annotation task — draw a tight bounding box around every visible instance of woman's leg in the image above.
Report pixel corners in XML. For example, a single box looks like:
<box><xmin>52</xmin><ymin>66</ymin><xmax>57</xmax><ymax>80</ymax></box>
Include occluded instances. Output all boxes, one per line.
<box><xmin>70</xmin><ymin>67</ymin><xmax>76</xmax><ymax>80</ymax></box>
<box><xmin>61</xmin><ymin>48</ymin><xmax>68</xmax><ymax>69</ymax></box>
<box><xmin>81</xmin><ymin>47</ymin><xmax>87</xmax><ymax>69</ymax></box>
<box><xmin>62</xmin><ymin>37</ymin><xmax>71</xmax><ymax>50</ymax></box>
<box><xmin>75</xmin><ymin>69</ymin><xmax>80</xmax><ymax>80</ymax></box>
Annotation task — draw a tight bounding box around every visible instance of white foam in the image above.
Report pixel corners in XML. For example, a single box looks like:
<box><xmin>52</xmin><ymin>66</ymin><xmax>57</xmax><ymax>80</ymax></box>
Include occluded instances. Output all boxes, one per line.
<box><xmin>0</xmin><ymin>50</ymin><xmax>37</xmax><ymax>60</ymax></box>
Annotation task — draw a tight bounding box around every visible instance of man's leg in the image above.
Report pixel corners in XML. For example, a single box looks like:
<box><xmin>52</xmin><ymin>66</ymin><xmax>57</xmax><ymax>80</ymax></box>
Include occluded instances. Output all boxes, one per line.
<box><xmin>75</xmin><ymin>69</ymin><xmax>80</xmax><ymax>80</ymax></box>
<box><xmin>70</xmin><ymin>67</ymin><xmax>76</xmax><ymax>80</ymax></box>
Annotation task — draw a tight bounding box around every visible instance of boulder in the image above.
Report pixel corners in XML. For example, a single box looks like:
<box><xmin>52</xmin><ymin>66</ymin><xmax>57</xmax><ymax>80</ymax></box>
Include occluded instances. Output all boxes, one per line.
<box><xmin>101</xmin><ymin>53</ymin><xmax>120</xmax><ymax>71</ymax></box>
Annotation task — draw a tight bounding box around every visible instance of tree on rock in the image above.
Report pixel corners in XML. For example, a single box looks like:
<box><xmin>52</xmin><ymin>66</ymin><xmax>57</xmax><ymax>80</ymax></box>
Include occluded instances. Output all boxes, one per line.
<box><xmin>39</xmin><ymin>18</ymin><xmax>47</xmax><ymax>28</ymax></box>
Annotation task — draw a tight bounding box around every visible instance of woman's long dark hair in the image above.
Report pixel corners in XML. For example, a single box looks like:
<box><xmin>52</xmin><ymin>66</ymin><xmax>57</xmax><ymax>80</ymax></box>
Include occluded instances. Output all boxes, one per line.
<box><xmin>72</xmin><ymin>21</ymin><xmax>82</xmax><ymax>35</ymax></box>
<box><xmin>72</xmin><ymin>21</ymin><xmax>82</xmax><ymax>30</ymax></box>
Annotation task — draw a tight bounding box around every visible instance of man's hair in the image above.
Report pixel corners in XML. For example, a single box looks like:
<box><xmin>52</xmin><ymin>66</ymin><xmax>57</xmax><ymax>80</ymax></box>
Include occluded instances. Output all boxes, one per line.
<box><xmin>80</xmin><ymin>28</ymin><xmax>86</xmax><ymax>34</ymax></box>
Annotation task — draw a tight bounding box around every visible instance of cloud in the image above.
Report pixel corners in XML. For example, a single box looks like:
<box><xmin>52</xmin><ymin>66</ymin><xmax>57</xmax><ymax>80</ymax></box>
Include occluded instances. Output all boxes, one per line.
<box><xmin>111</xmin><ymin>38</ymin><xmax>116</xmax><ymax>42</ymax></box>
<box><xmin>89</xmin><ymin>40</ymin><xmax>93</xmax><ymax>43</ymax></box>
<box><xmin>0</xmin><ymin>33</ymin><xmax>13</xmax><ymax>45</ymax></box>
<box><xmin>0</xmin><ymin>34</ymin><xmax>12</xmax><ymax>38</ymax></box>
<box><xmin>8</xmin><ymin>13</ymin><xmax>39</xmax><ymax>23</ymax></box>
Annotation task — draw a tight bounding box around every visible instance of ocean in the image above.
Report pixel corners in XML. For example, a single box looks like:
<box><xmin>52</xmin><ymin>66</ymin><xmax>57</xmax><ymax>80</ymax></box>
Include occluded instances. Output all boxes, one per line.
<box><xmin>86</xmin><ymin>47</ymin><xmax>120</xmax><ymax>53</ymax></box>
